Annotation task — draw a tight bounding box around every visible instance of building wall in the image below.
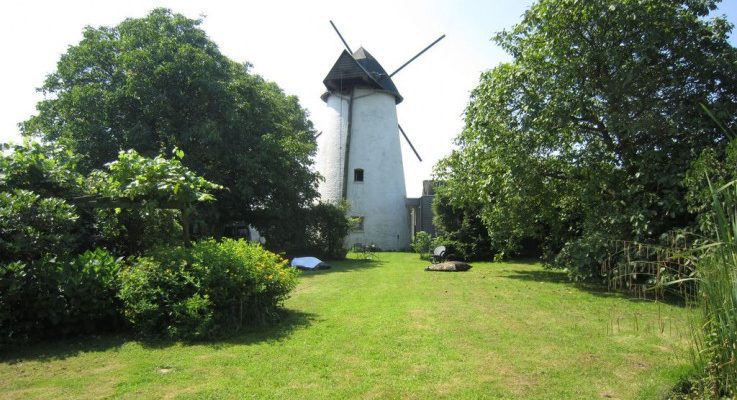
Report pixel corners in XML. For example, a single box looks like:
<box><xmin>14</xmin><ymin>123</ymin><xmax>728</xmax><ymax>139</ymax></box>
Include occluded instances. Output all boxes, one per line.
<box><xmin>315</xmin><ymin>94</ymin><xmax>350</xmax><ymax>203</ymax></box>
<box><xmin>316</xmin><ymin>87</ymin><xmax>410</xmax><ymax>250</ymax></box>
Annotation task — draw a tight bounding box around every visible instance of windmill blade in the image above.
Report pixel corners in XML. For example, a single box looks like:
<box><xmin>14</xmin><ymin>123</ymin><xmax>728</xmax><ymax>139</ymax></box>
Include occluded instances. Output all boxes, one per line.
<box><xmin>329</xmin><ymin>20</ymin><xmax>353</xmax><ymax>54</ymax></box>
<box><xmin>398</xmin><ymin>124</ymin><xmax>423</xmax><ymax>162</ymax></box>
<box><xmin>389</xmin><ymin>34</ymin><xmax>446</xmax><ymax>78</ymax></box>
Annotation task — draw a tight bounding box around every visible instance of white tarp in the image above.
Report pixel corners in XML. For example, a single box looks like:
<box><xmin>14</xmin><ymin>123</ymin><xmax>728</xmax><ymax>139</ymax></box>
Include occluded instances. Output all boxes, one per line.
<box><xmin>291</xmin><ymin>257</ymin><xmax>326</xmax><ymax>270</ymax></box>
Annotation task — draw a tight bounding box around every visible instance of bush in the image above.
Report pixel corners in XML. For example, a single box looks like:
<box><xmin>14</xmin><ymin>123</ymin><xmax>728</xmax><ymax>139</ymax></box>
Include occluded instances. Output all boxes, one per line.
<box><xmin>303</xmin><ymin>202</ymin><xmax>351</xmax><ymax>259</ymax></box>
<box><xmin>0</xmin><ymin>260</ymin><xmax>66</xmax><ymax>344</ymax></box>
<box><xmin>411</xmin><ymin>231</ymin><xmax>433</xmax><ymax>256</ymax></box>
<box><xmin>64</xmin><ymin>249</ymin><xmax>124</xmax><ymax>332</ymax></box>
<box><xmin>0</xmin><ymin>189</ymin><xmax>79</xmax><ymax>263</ymax></box>
<box><xmin>0</xmin><ymin>249</ymin><xmax>123</xmax><ymax>344</ymax></box>
<box><xmin>266</xmin><ymin>202</ymin><xmax>351</xmax><ymax>259</ymax></box>
<box><xmin>552</xmin><ymin>234</ymin><xmax>612</xmax><ymax>282</ymax></box>
<box><xmin>432</xmin><ymin>187</ymin><xmax>495</xmax><ymax>261</ymax></box>
<box><xmin>119</xmin><ymin>238</ymin><xmax>297</xmax><ymax>339</ymax></box>
<box><xmin>118</xmin><ymin>255</ymin><xmax>200</xmax><ymax>337</ymax></box>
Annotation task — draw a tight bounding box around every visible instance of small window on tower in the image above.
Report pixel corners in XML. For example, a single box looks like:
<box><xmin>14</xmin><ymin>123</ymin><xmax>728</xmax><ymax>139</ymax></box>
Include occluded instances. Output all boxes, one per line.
<box><xmin>354</xmin><ymin>168</ymin><xmax>364</xmax><ymax>182</ymax></box>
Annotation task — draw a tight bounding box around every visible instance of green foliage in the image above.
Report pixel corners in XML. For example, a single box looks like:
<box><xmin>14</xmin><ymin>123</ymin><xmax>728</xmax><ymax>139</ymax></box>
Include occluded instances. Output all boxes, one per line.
<box><xmin>303</xmin><ymin>202</ymin><xmax>350</xmax><ymax>259</ymax></box>
<box><xmin>262</xmin><ymin>202</ymin><xmax>351</xmax><ymax>259</ymax></box>
<box><xmin>0</xmin><ymin>260</ymin><xmax>66</xmax><ymax>344</ymax></box>
<box><xmin>64</xmin><ymin>249</ymin><xmax>124</xmax><ymax>330</ymax></box>
<box><xmin>432</xmin><ymin>186</ymin><xmax>494</xmax><ymax>261</ymax></box>
<box><xmin>684</xmin><ymin>139</ymin><xmax>737</xmax><ymax>237</ymax></box>
<box><xmin>87</xmin><ymin>149</ymin><xmax>222</xmax><ymax>247</ymax></box>
<box><xmin>686</xmin><ymin>179</ymin><xmax>737</xmax><ymax>397</ymax></box>
<box><xmin>0</xmin><ymin>190</ymin><xmax>79</xmax><ymax>263</ymax></box>
<box><xmin>118</xmin><ymin>239</ymin><xmax>297</xmax><ymax>339</ymax></box>
<box><xmin>87</xmin><ymin>149</ymin><xmax>222</xmax><ymax>207</ymax></box>
<box><xmin>0</xmin><ymin>141</ymin><xmax>84</xmax><ymax>198</ymax></box>
<box><xmin>0</xmin><ymin>249</ymin><xmax>123</xmax><ymax>344</ymax></box>
<box><xmin>0</xmin><ymin>142</ymin><xmax>87</xmax><ymax>263</ymax></box>
<box><xmin>118</xmin><ymin>255</ymin><xmax>197</xmax><ymax>337</ymax></box>
<box><xmin>23</xmin><ymin>8</ymin><xmax>319</xmax><ymax>239</ymax></box>
<box><xmin>93</xmin><ymin>207</ymin><xmax>183</xmax><ymax>256</ymax></box>
<box><xmin>436</xmin><ymin>0</ymin><xmax>737</xmax><ymax>278</ymax></box>
<box><xmin>411</xmin><ymin>231</ymin><xmax>433</xmax><ymax>255</ymax></box>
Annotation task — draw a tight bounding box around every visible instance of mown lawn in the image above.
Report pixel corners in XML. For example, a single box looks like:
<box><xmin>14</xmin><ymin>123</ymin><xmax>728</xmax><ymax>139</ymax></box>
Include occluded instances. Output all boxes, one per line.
<box><xmin>1</xmin><ymin>252</ymin><xmax>692</xmax><ymax>399</ymax></box>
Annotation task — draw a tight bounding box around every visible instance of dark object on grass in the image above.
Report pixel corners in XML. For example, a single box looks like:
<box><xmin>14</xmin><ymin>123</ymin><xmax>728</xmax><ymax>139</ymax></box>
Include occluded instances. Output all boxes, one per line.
<box><xmin>430</xmin><ymin>246</ymin><xmax>447</xmax><ymax>263</ymax></box>
<box><xmin>425</xmin><ymin>261</ymin><xmax>471</xmax><ymax>272</ymax></box>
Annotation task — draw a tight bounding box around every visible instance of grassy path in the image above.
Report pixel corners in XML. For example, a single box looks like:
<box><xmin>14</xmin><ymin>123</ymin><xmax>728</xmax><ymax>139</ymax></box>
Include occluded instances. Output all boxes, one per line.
<box><xmin>1</xmin><ymin>253</ymin><xmax>691</xmax><ymax>399</ymax></box>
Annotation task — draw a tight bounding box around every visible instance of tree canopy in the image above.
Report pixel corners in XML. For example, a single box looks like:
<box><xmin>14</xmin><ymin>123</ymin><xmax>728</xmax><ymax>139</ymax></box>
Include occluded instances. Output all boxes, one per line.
<box><xmin>435</xmin><ymin>0</ymin><xmax>737</xmax><ymax>277</ymax></box>
<box><xmin>22</xmin><ymin>8</ymin><xmax>319</xmax><ymax>239</ymax></box>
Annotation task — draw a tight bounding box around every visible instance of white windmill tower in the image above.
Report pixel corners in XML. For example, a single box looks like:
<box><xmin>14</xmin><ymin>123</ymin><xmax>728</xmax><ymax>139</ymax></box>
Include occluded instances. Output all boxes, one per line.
<box><xmin>315</xmin><ymin>21</ymin><xmax>444</xmax><ymax>250</ymax></box>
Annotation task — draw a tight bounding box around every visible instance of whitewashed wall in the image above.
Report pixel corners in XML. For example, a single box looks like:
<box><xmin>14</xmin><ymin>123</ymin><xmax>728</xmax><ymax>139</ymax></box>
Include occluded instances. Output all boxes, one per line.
<box><xmin>315</xmin><ymin>94</ymin><xmax>350</xmax><ymax>203</ymax></box>
<box><xmin>316</xmin><ymin>87</ymin><xmax>410</xmax><ymax>250</ymax></box>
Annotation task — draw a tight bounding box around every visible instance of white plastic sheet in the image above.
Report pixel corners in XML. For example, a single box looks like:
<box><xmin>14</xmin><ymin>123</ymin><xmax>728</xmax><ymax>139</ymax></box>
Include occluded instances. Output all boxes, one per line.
<box><xmin>291</xmin><ymin>257</ymin><xmax>325</xmax><ymax>270</ymax></box>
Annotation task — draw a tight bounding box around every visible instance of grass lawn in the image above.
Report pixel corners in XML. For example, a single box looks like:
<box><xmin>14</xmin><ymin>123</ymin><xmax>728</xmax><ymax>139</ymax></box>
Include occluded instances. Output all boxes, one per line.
<box><xmin>1</xmin><ymin>252</ymin><xmax>692</xmax><ymax>399</ymax></box>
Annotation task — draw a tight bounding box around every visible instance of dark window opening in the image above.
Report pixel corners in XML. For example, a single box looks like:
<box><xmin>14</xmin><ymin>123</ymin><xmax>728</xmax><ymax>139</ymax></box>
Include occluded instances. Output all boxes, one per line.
<box><xmin>354</xmin><ymin>168</ymin><xmax>364</xmax><ymax>182</ymax></box>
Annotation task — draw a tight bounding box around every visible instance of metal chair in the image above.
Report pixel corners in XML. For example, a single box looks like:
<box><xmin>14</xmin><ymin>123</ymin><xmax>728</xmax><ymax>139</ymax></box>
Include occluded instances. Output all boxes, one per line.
<box><xmin>430</xmin><ymin>245</ymin><xmax>447</xmax><ymax>264</ymax></box>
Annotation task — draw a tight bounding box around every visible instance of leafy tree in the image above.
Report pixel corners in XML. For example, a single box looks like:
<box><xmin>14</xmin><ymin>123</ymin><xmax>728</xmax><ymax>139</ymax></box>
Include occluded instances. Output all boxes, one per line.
<box><xmin>436</xmin><ymin>0</ymin><xmax>737</xmax><ymax>278</ymax></box>
<box><xmin>0</xmin><ymin>142</ymin><xmax>87</xmax><ymax>262</ymax></box>
<box><xmin>22</xmin><ymin>8</ymin><xmax>319</xmax><ymax>240</ymax></box>
<box><xmin>432</xmin><ymin>184</ymin><xmax>494</xmax><ymax>261</ymax></box>
<box><xmin>685</xmin><ymin>135</ymin><xmax>737</xmax><ymax>237</ymax></box>
<box><xmin>87</xmin><ymin>149</ymin><xmax>222</xmax><ymax>246</ymax></box>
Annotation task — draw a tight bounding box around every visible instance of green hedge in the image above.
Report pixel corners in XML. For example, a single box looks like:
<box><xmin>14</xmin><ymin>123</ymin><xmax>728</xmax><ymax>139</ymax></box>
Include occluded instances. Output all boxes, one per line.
<box><xmin>0</xmin><ymin>249</ymin><xmax>123</xmax><ymax>344</ymax></box>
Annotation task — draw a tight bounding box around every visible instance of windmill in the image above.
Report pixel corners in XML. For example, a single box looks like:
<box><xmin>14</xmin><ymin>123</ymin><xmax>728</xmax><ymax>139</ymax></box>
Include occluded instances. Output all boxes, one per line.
<box><xmin>314</xmin><ymin>20</ymin><xmax>444</xmax><ymax>250</ymax></box>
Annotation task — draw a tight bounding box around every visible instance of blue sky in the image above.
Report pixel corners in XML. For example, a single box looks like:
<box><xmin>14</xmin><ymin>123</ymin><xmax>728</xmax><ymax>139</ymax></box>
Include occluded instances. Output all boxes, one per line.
<box><xmin>1</xmin><ymin>0</ymin><xmax>735</xmax><ymax>196</ymax></box>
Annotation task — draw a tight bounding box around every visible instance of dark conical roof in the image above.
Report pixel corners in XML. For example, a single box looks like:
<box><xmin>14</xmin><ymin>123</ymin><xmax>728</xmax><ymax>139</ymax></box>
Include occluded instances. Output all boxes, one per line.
<box><xmin>322</xmin><ymin>47</ymin><xmax>403</xmax><ymax>104</ymax></box>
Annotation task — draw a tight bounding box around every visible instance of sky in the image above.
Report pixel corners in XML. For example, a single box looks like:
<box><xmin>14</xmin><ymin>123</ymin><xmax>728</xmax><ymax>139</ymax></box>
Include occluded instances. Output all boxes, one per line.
<box><xmin>1</xmin><ymin>1</ymin><xmax>736</xmax><ymax>197</ymax></box>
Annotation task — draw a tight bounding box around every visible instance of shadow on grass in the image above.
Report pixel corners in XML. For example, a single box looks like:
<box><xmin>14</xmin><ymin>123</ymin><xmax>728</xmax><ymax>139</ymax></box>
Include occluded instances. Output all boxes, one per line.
<box><xmin>297</xmin><ymin>257</ymin><xmax>385</xmax><ymax>279</ymax></box>
<box><xmin>504</xmin><ymin>269</ymin><xmax>687</xmax><ymax>307</ymax></box>
<box><xmin>0</xmin><ymin>308</ymin><xmax>316</xmax><ymax>364</ymax></box>
<box><xmin>0</xmin><ymin>335</ymin><xmax>129</xmax><ymax>365</ymax></box>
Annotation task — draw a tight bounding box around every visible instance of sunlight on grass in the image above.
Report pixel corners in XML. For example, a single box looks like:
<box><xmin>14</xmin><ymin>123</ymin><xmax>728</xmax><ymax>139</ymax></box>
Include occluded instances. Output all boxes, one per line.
<box><xmin>1</xmin><ymin>253</ymin><xmax>692</xmax><ymax>399</ymax></box>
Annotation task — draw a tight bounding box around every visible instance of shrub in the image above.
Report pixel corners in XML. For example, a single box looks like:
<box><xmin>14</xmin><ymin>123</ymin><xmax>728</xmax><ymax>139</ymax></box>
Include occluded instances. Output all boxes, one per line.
<box><xmin>411</xmin><ymin>231</ymin><xmax>433</xmax><ymax>255</ymax></box>
<box><xmin>432</xmin><ymin>188</ymin><xmax>495</xmax><ymax>261</ymax></box>
<box><xmin>0</xmin><ymin>260</ymin><xmax>66</xmax><ymax>344</ymax></box>
<box><xmin>0</xmin><ymin>249</ymin><xmax>123</xmax><ymax>344</ymax></box>
<box><xmin>64</xmin><ymin>249</ymin><xmax>125</xmax><ymax>332</ymax></box>
<box><xmin>0</xmin><ymin>189</ymin><xmax>79</xmax><ymax>263</ymax></box>
<box><xmin>552</xmin><ymin>234</ymin><xmax>612</xmax><ymax>282</ymax></box>
<box><xmin>266</xmin><ymin>202</ymin><xmax>351</xmax><ymax>259</ymax></box>
<box><xmin>118</xmin><ymin>255</ymin><xmax>194</xmax><ymax>337</ymax></box>
<box><xmin>119</xmin><ymin>238</ymin><xmax>297</xmax><ymax>339</ymax></box>
<box><xmin>303</xmin><ymin>202</ymin><xmax>351</xmax><ymax>259</ymax></box>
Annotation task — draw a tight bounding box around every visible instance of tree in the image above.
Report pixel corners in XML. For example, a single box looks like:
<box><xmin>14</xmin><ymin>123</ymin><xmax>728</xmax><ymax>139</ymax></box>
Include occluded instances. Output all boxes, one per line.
<box><xmin>0</xmin><ymin>142</ymin><xmax>86</xmax><ymax>262</ymax></box>
<box><xmin>87</xmin><ymin>149</ymin><xmax>222</xmax><ymax>246</ymax></box>
<box><xmin>22</xmin><ymin>8</ymin><xmax>319</xmax><ymax>240</ymax></box>
<box><xmin>432</xmin><ymin>178</ymin><xmax>494</xmax><ymax>261</ymax></box>
<box><xmin>436</xmin><ymin>0</ymin><xmax>737</xmax><ymax>278</ymax></box>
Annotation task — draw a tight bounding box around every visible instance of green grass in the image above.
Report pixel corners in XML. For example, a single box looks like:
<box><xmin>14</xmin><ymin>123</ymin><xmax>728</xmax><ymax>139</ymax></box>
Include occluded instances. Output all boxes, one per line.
<box><xmin>1</xmin><ymin>253</ymin><xmax>693</xmax><ymax>399</ymax></box>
